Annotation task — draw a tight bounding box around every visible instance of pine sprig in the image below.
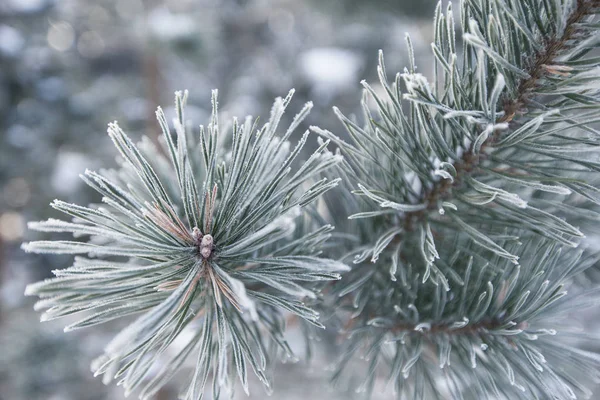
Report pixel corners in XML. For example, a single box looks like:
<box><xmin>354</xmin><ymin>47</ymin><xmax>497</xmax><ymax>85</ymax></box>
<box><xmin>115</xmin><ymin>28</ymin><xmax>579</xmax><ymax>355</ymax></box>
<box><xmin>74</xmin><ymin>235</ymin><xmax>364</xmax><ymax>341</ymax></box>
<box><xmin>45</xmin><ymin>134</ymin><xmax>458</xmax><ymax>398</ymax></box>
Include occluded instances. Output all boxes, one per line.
<box><xmin>407</xmin><ymin>0</ymin><xmax>600</xmax><ymax>226</ymax></box>
<box><xmin>316</xmin><ymin>0</ymin><xmax>600</xmax><ymax>398</ymax></box>
<box><xmin>330</xmin><ymin>238</ymin><xmax>600</xmax><ymax>399</ymax></box>
<box><xmin>23</xmin><ymin>90</ymin><xmax>347</xmax><ymax>399</ymax></box>
<box><xmin>314</xmin><ymin>0</ymin><xmax>600</xmax><ymax>281</ymax></box>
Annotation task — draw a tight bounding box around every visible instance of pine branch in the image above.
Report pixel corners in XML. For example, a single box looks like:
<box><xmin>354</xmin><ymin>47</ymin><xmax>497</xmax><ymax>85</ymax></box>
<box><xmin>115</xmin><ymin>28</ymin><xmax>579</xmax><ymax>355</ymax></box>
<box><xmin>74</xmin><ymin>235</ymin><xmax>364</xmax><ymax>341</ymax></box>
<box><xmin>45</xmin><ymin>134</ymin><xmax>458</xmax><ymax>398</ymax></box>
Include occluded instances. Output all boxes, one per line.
<box><xmin>317</xmin><ymin>0</ymin><xmax>600</xmax><ymax>398</ymax></box>
<box><xmin>330</xmin><ymin>239</ymin><xmax>600</xmax><ymax>399</ymax></box>
<box><xmin>389</xmin><ymin>318</ymin><xmax>501</xmax><ymax>336</ymax></box>
<box><xmin>404</xmin><ymin>0</ymin><xmax>599</xmax><ymax>231</ymax></box>
<box><xmin>315</xmin><ymin>0</ymin><xmax>600</xmax><ymax>280</ymax></box>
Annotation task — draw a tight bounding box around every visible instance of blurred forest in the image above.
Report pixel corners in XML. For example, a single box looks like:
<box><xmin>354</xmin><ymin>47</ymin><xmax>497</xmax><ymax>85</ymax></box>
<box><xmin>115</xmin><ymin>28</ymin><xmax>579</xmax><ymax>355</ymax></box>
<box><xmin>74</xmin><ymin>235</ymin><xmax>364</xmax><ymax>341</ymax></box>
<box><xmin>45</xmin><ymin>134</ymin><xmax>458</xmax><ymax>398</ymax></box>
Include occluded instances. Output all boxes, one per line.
<box><xmin>0</xmin><ymin>0</ymin><xmax>436</xmax><ymax>399</ymax></box>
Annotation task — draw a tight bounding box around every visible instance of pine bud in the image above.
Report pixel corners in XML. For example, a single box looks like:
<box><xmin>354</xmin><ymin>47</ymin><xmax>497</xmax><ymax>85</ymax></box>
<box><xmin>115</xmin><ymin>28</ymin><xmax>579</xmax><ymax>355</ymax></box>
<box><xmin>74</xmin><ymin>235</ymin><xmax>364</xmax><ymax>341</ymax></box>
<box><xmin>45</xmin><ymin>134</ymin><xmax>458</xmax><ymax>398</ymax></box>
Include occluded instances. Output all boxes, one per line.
<box><xmin>201</xmin><ymin>234</ymin><xmax>213</xmax><ymax>247</ymax></box>
<box><xmin>192</xmin><ymin>226</ymin><xmax>202</xmax><ymax>242</ymax></box>
<box><xmin>200</xmin><ymin>246</ymin><xmax>212</xmax><ymax>259</ymax></box>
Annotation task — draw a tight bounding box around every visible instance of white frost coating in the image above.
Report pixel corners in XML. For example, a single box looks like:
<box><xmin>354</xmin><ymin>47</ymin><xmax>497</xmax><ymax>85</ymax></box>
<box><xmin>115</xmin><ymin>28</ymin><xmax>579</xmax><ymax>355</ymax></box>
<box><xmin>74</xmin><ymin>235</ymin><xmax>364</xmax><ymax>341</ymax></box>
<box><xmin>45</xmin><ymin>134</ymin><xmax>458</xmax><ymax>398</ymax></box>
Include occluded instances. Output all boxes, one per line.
<box><xmin>442</xmin><ymin>202</ymin><xmax>458</xmax><ymax>211</ymax></box>
<box><xmin>358</xmin><ymin>184</ymin><xmax>426</xmax><ymax>212</ymax></box>
<box><xmin>492</xmin><ymin>73</ymin><xmax>506</xmax><ymax>94</ymax></box>
<box><xmin>434</xmin><ymin>169</ymin><xmax>454</xmax><ymax>182</ymax></box>
<box><xmin>227</xmin><ymin>275</ymin><xmax>259</xmax><ymax>321</ymax></box>
<box><xmin>471</xmin><ymin>179</ymin><xmax>528</xmax><ymax>209</ymax></box>
<box><xmin>404</xmin><ymin>172</ymin><xmax>422</xmax><ymax>199</ymax></box>
<box><xmin>450</xmin><ymin>317</ymin><xmax>469</xmax><ymax>329</ymax></box>
<box><xmin>439</xmin><ymin>161</ymin><xmax>457</xmax><ymax>177</ymax></box>
<box><xmin>473</xmin><ymin>124</ymin><xmax>491</xmax><ymax>153</ymax></box>
<box><xmin>492</xmin><ymin>122</ymin><xmax>509</xmax><ymax>131</ymax></box>
<box><xmin>402</xmin><ymin>72</ymin><xmax>433</xmax><ymax>101</ymax></box>
<box><xmin>443</xmin><ymin>110</ymin><xmax>485</xmax><ymax>120</ymax></box>
<box><xmin>414</xmin><ymin>322</ymin><xmax>431</xmax><ymax>332</ymax></box>
<box><xmin>462</xmin><ymin>136</ymin><xmax>472</xmax><ymax>150</ymax></box>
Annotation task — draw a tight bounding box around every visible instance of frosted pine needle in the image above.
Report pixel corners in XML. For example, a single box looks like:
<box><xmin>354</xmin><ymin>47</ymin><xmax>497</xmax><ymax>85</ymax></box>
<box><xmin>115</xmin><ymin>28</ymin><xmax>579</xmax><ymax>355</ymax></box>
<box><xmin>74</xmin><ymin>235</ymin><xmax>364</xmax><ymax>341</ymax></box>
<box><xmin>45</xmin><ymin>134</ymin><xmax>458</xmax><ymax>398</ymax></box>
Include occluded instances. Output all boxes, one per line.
<box><xmin>23</xmin><ymin>90</ymin><xmax>347</xmax><ymax>399</ymax></box>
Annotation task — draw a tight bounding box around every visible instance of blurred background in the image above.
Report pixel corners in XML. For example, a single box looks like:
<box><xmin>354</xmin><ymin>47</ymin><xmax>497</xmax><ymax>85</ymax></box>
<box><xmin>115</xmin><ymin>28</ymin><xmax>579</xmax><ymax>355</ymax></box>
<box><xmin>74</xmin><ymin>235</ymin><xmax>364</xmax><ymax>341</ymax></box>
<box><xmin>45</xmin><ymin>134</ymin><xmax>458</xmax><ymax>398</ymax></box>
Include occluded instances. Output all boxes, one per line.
<box><xmin>0</xmin><ymin>0</ymin><xmax>436</xmax><ymax>398</ymax></box>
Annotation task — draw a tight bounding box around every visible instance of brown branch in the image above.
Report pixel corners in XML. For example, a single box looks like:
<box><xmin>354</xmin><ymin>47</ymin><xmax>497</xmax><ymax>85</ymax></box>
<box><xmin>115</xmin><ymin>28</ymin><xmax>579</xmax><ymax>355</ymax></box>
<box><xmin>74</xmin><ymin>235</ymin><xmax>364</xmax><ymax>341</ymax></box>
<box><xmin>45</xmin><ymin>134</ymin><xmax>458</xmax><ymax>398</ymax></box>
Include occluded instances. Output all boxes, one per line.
<box><xmin>402</xmin><ymin>0</ymin><xmax>598</xmax><ymax>232</ymax></box>
<box><xmin>390</xmin><ymin>319</ymin><xmax>506</xmax><ymax>336</ymax></box>
<box><xmin>341</xmin><ymin>314</ymin><xmax>509</xmax><ymax>343</ymax></box>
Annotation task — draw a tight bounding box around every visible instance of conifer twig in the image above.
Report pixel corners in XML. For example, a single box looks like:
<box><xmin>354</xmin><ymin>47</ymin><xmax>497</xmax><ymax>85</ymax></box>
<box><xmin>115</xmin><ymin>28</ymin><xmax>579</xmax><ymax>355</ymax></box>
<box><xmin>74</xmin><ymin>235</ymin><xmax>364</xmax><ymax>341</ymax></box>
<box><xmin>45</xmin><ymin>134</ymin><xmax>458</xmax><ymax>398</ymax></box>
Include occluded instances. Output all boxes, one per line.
<box><xmin>403</xmin><ymin>0</ymin><xmax>598</xmax><ymax>232</ymax></box>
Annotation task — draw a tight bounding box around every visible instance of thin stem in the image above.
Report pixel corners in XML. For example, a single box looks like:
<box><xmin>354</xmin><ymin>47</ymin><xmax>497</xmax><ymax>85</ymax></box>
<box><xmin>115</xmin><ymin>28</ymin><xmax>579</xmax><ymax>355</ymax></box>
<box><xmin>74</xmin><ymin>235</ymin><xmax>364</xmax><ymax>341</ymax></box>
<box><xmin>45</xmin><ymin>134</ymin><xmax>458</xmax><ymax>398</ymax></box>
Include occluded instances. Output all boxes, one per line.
<box><xmin>391</xmin><ymin>319</ymin><xmax>504</xmax><ymax>336</ymax></box>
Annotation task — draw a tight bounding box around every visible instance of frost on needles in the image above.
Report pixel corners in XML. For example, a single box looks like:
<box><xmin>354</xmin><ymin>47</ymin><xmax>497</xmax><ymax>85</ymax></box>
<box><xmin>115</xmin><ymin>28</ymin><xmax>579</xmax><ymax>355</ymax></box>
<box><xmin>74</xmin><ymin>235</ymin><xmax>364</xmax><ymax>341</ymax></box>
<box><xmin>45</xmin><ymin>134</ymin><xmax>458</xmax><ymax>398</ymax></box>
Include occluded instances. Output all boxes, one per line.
<box><xmin>21</xmin><ymin>0</ymin><xmax>600</xmax><ymax>400</ymax></box>
<box><xmin>23</xmin><ymin>90</ymin><xmax>347</xmax><ymax>399</ymax></box>
<box><xmin>314</xmin><ymin>0</ymin><xmax>600</xmax><ymax>399</ymax></box>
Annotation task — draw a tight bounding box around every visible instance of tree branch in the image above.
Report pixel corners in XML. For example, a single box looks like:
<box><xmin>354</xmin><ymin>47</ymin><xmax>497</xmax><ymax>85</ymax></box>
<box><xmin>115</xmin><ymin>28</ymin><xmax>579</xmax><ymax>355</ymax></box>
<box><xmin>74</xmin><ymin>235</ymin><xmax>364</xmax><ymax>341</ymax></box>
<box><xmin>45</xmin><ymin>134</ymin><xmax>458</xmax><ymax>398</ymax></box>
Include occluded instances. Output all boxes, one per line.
<box><xmin>391</xmin><ymin>318</ymin><xmax>505</xmax><ymax>336</ymax></box>
<box><xmin>402</xmin><ymin>0</ymin><xmax>598</xmax><ymax>232</ymax></box>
